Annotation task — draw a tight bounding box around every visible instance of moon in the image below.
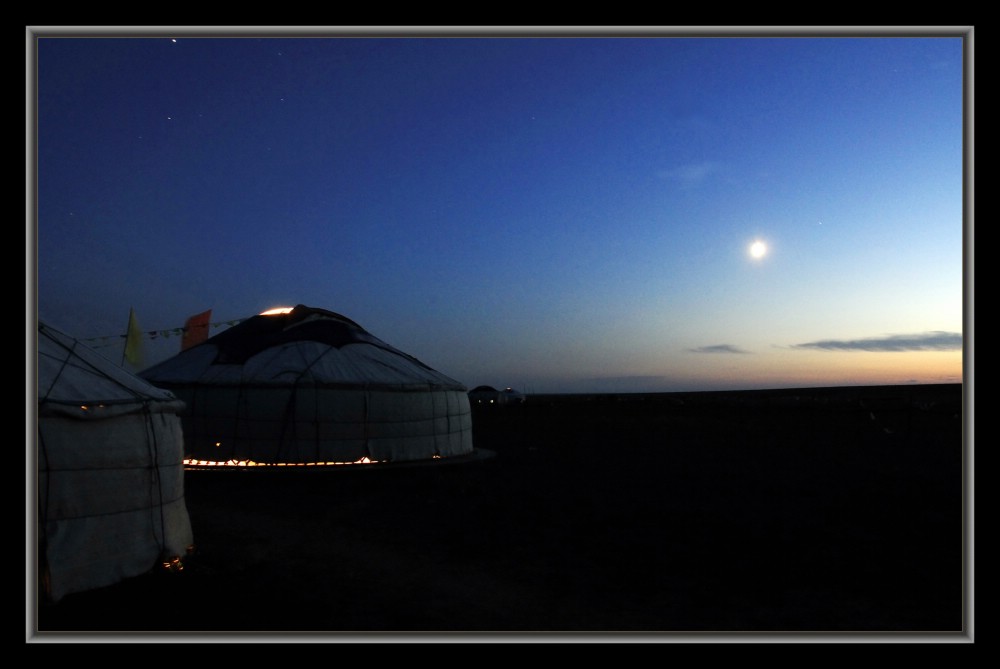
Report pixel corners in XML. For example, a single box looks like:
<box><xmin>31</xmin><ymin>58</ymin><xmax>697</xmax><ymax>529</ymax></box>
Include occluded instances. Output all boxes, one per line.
<box><xmin>749</xmin><ymin>240</ymin><xmax>767</xmax><ymax>259</ymax></box>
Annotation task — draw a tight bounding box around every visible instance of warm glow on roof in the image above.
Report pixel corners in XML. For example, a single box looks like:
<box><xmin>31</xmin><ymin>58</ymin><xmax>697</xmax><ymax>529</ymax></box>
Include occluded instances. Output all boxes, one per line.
<box><xmin>259</xmin><ymin>307</ymin><xmax>294</xmax><ymax>315</ymax></box>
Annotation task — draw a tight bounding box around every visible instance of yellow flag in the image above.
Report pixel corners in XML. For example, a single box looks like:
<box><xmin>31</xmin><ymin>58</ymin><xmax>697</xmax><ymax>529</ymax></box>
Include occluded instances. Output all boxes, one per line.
<box><xmin>124</xmin><ymin>308</ymin><xmax>144</xmax><ymax>368</ymax></box>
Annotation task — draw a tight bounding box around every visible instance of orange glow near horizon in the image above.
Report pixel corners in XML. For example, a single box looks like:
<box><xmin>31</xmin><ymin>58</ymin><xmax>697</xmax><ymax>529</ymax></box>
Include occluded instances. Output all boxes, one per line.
<box><xmin>259</xmin><ymin>307</ymin><xmax>294</xmax><ymax>315</ymax></box>
<box><xmin>655</xmin><ymin>349</ymin><xmax>963</xmax><ymax>391</ymax></box>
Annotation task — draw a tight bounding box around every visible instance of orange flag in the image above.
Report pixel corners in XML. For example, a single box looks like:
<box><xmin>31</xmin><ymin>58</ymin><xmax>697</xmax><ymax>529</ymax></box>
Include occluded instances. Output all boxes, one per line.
<box><xmin>181</xmin><ymin>309</ymin><xmax>212</xmax><ymax>351</ymax></box>
<box><xmin>123</xmin><ymin>308</ymin><xmax>144</xmax><ymax>368</ymax></box>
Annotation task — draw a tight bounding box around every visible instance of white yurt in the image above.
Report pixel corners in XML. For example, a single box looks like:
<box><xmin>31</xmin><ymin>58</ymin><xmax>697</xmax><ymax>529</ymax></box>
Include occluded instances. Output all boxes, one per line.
<box><xmin>139</xmin><ymin>305</ymin><xmax>474</xmax><ymax>466</ymax></box>
<box><xmin>37</xmin><ymin>321</ymin><xmax>194</xmax><ymax>603</ymax></box>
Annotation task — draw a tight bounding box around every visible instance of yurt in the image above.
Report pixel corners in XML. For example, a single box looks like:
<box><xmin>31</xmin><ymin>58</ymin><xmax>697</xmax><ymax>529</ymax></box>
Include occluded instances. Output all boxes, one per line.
<box><xmin>139</xmin><ymin>305</ymin><xmax>474</xmax><ymax>467</ymax></box>
<box><xmin>37</xmin><ymin>321</ymin><xmax>194</xmax><ymax>603</ymax></box>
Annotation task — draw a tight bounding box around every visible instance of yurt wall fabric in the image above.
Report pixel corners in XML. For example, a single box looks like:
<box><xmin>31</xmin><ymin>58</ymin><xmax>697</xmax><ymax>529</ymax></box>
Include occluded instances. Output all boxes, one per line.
<box><xmin>139</xmin><ymin>305</ymin><xmax>474</xmax><ymax>465</ymax></box>
<box><xmin>37</xmin><ymin>322</ymin><xmax>194</xmax><ymax>603</ymax></box>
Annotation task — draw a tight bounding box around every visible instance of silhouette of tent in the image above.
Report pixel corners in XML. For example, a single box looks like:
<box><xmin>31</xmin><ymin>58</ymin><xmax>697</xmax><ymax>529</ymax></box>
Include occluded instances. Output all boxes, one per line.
<box><xmin>37</xmin><ymin>321</ymin><xmax>194</xmax><ymax>602</ymax></box>
<box><xmin>140</xmin><ymin>305</ymin><xmax>474</xmax><ymax>466</ymax></box>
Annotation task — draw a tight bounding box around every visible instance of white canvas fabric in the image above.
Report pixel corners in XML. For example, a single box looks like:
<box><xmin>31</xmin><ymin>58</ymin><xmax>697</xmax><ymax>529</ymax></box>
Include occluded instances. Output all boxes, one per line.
<box><xmin>37</xmin><ymin>322</ymin><xmax>194</xmax><ymax>602</ymax></box>
<box><xmin>140</xmin><ymin>305</ymin><xmax>474</xmax><ymax>465</ymax></box>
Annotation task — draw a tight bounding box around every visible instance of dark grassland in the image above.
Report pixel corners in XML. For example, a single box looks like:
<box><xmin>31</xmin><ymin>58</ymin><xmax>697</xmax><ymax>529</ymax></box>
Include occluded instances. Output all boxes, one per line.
<box><xmin>33</xmin><ymin>384</ymin><xmax>967</xmax><ymax>640</ymax></box>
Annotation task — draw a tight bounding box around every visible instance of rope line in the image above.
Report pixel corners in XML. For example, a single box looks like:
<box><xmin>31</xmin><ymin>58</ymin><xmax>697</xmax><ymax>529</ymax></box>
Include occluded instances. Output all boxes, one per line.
<box><xmin>80</xmin><ymin>318</ymin><xmax>247</xmax><ymax>346</ymax></box>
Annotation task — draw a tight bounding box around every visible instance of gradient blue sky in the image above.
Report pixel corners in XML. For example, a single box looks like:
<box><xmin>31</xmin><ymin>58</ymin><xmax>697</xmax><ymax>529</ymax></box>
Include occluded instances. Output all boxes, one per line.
<box><xmin>30</xmin><ymin>27</ymin><xmax>970</xmax><ymax>394</ymax></box>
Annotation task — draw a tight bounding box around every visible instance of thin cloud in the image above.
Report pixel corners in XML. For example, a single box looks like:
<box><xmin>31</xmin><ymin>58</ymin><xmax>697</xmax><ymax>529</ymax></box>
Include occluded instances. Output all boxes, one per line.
<box><xmin>792</xmin><ymin>331</ymin><xmax>962</xmax><ymax>352</ymax></box>
<box><xmin>688</xmin><ymin>344</ymin><xmax>751</xmax><ymax>354</ymax></box>
<box><xmin>658</xmin><ymin>161</ymin><xmax>720</xmax><ymax>189</ymax></box>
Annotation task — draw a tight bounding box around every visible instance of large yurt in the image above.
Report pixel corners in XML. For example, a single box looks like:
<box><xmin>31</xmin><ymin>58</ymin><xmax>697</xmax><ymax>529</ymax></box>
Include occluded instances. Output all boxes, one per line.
<box><xmin>36</xmin><ymin>321</ymin><xmax>194</xmax><ymax>603</ymax></box>
<box><xmin>139</xmin><ymin>305</ymin><xmax>474</xmax><ymax>467</ymax></box>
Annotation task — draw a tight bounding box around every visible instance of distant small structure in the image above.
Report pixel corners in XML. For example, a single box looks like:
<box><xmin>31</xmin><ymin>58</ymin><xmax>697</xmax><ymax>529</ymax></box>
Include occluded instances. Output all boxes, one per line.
<box><xmin>502</xmin><ymin>387</ymin><xmax>526</xmax><ymax>404</ymax></box>
<box><xmin>468</xmin><ymin>385</ymin><xmax>500</xmax><ymax>405</ymax></box>
<box><xmin>468</xmin><ymin>385</ymin><xmax>526</xmax><ymax>406</ymax></box>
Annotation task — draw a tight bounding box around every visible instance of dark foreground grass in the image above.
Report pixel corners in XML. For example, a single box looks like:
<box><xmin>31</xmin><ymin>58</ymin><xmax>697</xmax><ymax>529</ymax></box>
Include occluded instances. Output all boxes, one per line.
<box><xmin>31</xmin><ymin>384</ymin><xmax>968</xmax><ymax>641</ymax></box>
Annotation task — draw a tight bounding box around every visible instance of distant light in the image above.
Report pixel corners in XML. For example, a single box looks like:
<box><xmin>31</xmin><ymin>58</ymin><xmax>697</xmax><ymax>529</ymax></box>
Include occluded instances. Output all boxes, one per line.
<box><xmin>749</xmin><ymin>240</ymin><xmax>767</xmax><ymax>259</ymax></box>
<box><xmin>260</xmin><ymin>307</ymin><xmax>294</xmax><ymax>315</ymax></box>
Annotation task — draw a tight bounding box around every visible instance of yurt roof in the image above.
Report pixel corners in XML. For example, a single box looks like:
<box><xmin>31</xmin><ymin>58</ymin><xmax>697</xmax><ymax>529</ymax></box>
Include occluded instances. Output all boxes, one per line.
<box><xmin>38</xmin><ymin>321</ymin><xmax>183</xmax><ymax>416</ymax></box>
<box><xmin>140</xmin><ymin>304</ymin><xmax>467</xmax><ymax>391</ymax></box>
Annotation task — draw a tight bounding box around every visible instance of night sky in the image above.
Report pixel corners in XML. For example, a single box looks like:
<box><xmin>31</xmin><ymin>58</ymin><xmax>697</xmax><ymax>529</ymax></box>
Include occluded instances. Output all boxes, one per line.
<box><xmin>31</xmin><ymin>27</ymin><xmax>968</xmax><ymax>393</ymax></box>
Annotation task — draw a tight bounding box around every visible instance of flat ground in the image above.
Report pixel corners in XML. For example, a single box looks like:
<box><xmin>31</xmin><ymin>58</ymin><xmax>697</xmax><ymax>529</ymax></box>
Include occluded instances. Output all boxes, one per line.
<box><xmin>32</xmin><ymin>384</ymin><xmax>968</xmax><ymax>641</ymax></box>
